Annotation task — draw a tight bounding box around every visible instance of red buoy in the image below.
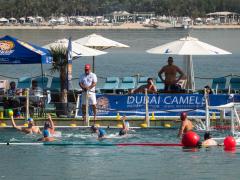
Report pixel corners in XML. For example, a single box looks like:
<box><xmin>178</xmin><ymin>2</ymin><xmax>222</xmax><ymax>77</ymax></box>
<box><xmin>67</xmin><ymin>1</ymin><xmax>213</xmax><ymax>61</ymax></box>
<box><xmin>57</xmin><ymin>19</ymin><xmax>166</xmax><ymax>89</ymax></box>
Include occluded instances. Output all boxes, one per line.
<box><xmin>224</xmin><ymin>136</ymin><xmax>236</xmax><ymax>150</ymax></box>
<box><xmin>182</xmin><ymin>131</ymin><xmax>200</xmax><ymax>147</ymax></box>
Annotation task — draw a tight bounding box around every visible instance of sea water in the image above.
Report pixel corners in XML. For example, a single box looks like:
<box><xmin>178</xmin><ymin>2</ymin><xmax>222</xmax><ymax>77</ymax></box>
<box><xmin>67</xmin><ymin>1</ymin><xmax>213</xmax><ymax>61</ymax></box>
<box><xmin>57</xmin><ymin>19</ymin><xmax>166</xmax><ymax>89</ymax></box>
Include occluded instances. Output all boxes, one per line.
<box><xmin>0</xmin><ymin>29</ymin><xmax>239</xmax><ymax>89</ymax></box>
<box><xmin>0</xmin><ymin>128</ymin><xmax>240</xmax><ymax>180</ymax></box>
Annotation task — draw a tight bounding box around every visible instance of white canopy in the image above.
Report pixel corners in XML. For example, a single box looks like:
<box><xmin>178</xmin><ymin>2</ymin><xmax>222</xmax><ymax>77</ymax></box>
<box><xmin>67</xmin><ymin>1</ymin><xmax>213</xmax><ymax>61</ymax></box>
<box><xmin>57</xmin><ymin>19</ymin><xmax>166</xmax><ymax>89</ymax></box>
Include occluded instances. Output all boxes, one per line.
<box><xmin>44</xmin><ymin>38</ymin><xmax>107</xmax><ymax>57</ymax></box>
<box><xmin>74</xmin><ymin>33</ymin><xmax>129</xmax><ymax>50</ymax></box>
<box><xmin>147</xmin><ymin>36</ymin><xmax>231</xmax><ymax>91</ymax></box>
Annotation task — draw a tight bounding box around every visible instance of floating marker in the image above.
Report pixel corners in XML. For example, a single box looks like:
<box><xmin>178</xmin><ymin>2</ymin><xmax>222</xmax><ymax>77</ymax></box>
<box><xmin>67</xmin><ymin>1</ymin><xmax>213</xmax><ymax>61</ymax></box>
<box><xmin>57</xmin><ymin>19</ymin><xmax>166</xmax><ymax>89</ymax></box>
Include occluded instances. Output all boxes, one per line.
<box><xmin>69</xmin><ymin>123</ymin><xmax>77</xmax><ymax>127</ymax></box>
<box><xmin>140</xmin><ymin>123</ymin><xmax>148</xmax><ymax>128</ymax></box>
<box><xmin>117</xmin><ymin>123</ymin><xmax>123</xmax><ymax>128</ymax></box>
<box><xmin>150</xmin><ymin>112</ymin><xmax>155</xmax><ymax>120</ymax></box>
<box><xmin>116</xmin><ymin>113</ymin><xmax>120</xmax><ymax>120</ymax></box>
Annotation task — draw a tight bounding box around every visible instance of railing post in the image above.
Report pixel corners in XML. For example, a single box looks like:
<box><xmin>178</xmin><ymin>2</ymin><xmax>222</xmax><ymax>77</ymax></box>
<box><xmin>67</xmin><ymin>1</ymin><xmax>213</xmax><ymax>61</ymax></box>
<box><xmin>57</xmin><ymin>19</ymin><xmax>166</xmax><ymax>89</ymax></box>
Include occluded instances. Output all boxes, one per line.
<box><xmin>145</xmin><ymin>88</ymin><xmax>150</xmax><ymax>127</ymax></box>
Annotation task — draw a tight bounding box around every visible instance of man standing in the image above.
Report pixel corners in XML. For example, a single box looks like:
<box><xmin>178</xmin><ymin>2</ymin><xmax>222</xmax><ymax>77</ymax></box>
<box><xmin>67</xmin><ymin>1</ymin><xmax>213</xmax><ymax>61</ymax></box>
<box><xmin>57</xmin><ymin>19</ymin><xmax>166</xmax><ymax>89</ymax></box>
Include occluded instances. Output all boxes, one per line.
<box><xmin>158</xmin><ymin>57</ymin><xmax>185</xmax><ymax>91</ymax></box>
<box><xmin>79</xmin><ymin>64</ymin><xmax>97</xmax><ymax>123</ymax></box>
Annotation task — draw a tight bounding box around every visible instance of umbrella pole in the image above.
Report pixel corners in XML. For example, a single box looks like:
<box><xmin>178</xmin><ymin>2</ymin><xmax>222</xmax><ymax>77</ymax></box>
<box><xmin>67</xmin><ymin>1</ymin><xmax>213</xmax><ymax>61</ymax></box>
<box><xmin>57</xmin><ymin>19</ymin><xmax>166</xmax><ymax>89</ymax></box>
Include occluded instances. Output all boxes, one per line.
<box><xmin>92</xmin><ymin>56</ymin><xmax>95</xmax><ymax>73</ymax></box>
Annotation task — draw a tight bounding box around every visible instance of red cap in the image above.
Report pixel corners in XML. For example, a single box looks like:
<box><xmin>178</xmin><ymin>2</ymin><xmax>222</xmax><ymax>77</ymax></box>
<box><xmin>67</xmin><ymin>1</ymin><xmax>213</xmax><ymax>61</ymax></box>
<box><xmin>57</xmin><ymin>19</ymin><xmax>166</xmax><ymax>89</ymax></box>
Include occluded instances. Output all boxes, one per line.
<box><xmin>85</xmin><ymin>64</ymin><xmax>91</xmax><ymax>70</ymax></box>
<box><xmin>180</xmin><ymin>112</ymin><xmax>187</xmax><ymax>121</ymax></box>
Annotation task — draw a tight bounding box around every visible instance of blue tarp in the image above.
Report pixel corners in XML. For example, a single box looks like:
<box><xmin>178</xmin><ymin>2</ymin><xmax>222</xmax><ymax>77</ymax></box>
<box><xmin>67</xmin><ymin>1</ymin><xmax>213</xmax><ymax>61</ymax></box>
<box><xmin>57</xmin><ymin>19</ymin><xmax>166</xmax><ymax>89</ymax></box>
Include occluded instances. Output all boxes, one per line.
<box><xmin>0</xmin><ymin>35</ymin><xmax>52</xmax><ymax>64</ymax></box>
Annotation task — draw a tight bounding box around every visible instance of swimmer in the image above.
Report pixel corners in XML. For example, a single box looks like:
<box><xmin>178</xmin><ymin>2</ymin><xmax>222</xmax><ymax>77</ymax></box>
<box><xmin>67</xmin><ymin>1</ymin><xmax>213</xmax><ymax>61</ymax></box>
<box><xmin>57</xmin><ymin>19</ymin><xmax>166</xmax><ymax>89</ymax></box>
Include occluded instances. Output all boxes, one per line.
<box><xmin>177</xmin><ymin>112</ymin><xmax>193</xmax><ymax>137</ymax></box>
<box><xmin>44</xmin><ymin>114</ymin><xmax>55</xmax><ymax>135</ymax></box>
<box><xmin>37</xmin><ymin>129</ymin><xmax>55</xmax><ymax>142</ymax></box>
<box><xmin>90</xmin><ymin>125</ymin><xmax>106</xmax><ymax>139</ymax></box>
<box><xmin>11</xmin><ymin>116</ymin><xmax>41</xmax><ymax>134</ymax></box>
<box><xmin>201</xmin><ymin>132</ymin><xmax>218</xmax><ymax>147</ymax></box>
<box><xmin>119</xmin><ymin>116</ymin><xmax>129</xmax><ymax>136</ymax></box>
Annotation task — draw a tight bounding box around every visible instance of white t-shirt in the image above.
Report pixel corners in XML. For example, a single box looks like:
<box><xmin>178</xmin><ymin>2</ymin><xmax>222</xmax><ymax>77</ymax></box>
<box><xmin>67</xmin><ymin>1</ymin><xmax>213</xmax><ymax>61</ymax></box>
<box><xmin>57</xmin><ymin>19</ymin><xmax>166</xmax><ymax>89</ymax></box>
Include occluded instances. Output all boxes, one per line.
<box><xmin>79</xmin><ymin>72</ymin><xmax>97</xmax><ymax>94</ymax></box>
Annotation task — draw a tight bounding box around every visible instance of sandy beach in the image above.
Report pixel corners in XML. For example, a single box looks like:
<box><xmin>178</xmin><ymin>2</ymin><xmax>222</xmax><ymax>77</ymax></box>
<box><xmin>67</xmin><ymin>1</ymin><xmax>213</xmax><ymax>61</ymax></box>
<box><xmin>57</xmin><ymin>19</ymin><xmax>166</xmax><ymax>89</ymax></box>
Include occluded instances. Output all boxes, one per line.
<box><xmin>0</xmin><ymin>22</ymin><xmax>240</xmax><ymax>30</ymax></box>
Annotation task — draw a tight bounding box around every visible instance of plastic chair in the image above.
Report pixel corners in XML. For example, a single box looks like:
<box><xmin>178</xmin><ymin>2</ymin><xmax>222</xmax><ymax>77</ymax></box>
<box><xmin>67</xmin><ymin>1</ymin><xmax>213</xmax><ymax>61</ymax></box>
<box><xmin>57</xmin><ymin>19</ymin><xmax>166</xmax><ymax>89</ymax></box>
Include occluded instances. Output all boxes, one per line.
<box><xmin>32</xmin><ymin>77</ymin><xmax>49</xmax><ymax>90</ymax></box>
<box><xmin>229</xmin><ymin>77</ymin><xmax>240</xmax><ymax>93</ymax></box>
<box><xmin>156</xmin><ymin>77</ymin><xmax>164</xmax><ymax>90</ymax></box>
<box><xmin>102</xmin><ymin>77</ymin><xmax>119</xmax><ymax>90</ymax></box>
<box><xmin>137</xmin><ymin>77</ymin><xmax>148</xmax><ymax>88</ymax></box>
<box><xmin>211</xmin><ymin>77</ymin><xmax>226</xmax><ymax>93</ymax></box>
<box><xmin>119</xmin><ymin>77</ymin><xmax>136</xmax><ymax>90</ymax></box>
<box><xmin>17</xmin><ymin>76</ymin><xmax>31</xmax><ymax>89</ymax></box>
<box><xmin>49</xmin><ymin>77</ymin><xmax>61</xmax><ymax>92</ymax></box>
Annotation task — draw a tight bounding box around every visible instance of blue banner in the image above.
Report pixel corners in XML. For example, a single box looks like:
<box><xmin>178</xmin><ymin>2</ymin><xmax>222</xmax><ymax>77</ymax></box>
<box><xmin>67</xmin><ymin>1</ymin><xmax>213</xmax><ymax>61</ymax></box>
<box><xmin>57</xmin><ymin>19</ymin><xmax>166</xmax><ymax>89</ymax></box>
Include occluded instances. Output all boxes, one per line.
<box><xmin>76</xmin><ymin>94</ymin><xmax>240</xmax><ymax>117</ymax></box>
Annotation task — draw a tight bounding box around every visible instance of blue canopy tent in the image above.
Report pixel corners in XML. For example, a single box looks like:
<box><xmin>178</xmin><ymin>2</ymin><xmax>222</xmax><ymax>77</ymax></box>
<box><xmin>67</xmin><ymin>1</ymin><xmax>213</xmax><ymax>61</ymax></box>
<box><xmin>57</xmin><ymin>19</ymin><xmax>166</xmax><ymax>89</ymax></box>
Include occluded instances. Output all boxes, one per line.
<box><xmin>0</xmin><ymin>35</ymin><xmax>52</xmax><ymax>88</ymax></box>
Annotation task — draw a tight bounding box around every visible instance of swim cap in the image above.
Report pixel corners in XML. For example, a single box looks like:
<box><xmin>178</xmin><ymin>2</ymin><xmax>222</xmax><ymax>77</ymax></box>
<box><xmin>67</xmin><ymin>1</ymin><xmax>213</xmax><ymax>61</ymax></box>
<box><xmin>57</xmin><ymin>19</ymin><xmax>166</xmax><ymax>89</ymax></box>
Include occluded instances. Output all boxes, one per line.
<box><xmin>180</xmin><ymin>112</ymin><xmax>187</xmax><ymax>121</ymax></box>
<box><xmin>43</xmin><ymin>129</ymin><xmax>50</xmax><ymax>137</ymax></box>
<box><xmin>27</xmin><ymin>118</ymin><xmax>33</xmax><ymax>122</ymax></box>
<box><xmin>98</xmin><ymin>128</ymin><xmax>106</xmax><ymax>138</ymax></box>
<box><xmin>119</xmin><ymin>129</ymin><xmax>126</xmax><ymax>136</ymax></box>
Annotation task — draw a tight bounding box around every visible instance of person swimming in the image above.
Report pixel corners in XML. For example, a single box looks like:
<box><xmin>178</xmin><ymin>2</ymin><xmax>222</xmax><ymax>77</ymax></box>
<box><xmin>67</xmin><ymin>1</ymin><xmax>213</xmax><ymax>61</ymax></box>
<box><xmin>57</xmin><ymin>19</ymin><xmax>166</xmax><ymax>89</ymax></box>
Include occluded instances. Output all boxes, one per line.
<box><xmin>201</xmin><ymin>132</ymin><xmax>218</xmax><ymax>147</ymax></box>
<box><xmin>119</xmin><ymin>116</ymin><xmax>129</xmax><ymax>136</ymax></box>
<box><xmin>90</xmin><ymin>125</ymin><xmax>106</xmax><ymax>139</ymax></box>
<box><xmin>38</xmin><ymin>129</ymin><xmax>55</xmax><ymax>142</ymax></box>
<box><xmin>11</xmin><ymin>116</ymin><xmax>41</xmax><ymax>134</ymax></box>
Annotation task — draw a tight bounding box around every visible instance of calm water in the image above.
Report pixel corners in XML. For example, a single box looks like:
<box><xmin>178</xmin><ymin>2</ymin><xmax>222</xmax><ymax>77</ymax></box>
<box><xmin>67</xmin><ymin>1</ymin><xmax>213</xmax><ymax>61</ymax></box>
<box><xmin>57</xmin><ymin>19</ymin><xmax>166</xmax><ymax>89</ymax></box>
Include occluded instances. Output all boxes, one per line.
<box><xmin>0</xmin><ymin>29</ymin><xmax>239</xmax><ymax>89</ymax></box>
<box><xmin>0</xmin><ymin>128</ymin><xmax>240</xmax><ymax>180</ymax></box>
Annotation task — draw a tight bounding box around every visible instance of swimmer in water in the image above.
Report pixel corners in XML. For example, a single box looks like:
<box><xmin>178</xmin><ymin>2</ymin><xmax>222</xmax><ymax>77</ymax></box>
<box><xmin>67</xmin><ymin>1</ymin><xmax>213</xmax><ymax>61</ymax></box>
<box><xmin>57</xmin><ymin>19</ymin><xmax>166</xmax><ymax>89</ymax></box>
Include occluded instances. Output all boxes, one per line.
<box><xmin>90</xmin><ymin>125</ymin><xmax>106</xmax><ymax>139</ymax></box>
<box><xmin>38</xmin><ymin>114</ymin><xmax>55</xmax><ymax>142</ymax></box>
<box><xmin>11</xmin><ymin>116</ymin><xmax>41</xmax><ymax>134</ymax></box>
<box><xmin>201</xmin><ymin>132</ymin><xmax>218</xmax><ymax>147</ymax></box>
<box><xmin>177</xmin><ymin>112</ymin><xmax>193</xmax><ymax>137</ymax></box>
<box><xmin>119</xmin><ymin>116</ymin><xmax>129</xmax><ymax>136</ymax></box>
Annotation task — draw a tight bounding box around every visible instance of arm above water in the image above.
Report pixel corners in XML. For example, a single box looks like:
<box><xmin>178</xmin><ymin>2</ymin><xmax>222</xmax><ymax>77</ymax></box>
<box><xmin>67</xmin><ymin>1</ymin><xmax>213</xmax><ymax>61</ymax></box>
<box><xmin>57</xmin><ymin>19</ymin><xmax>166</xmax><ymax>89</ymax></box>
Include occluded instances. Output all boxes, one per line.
<box><xmin>10</xmin><ymin>116</ymin><xmax>22</xmax><ymax>131</ymax></box>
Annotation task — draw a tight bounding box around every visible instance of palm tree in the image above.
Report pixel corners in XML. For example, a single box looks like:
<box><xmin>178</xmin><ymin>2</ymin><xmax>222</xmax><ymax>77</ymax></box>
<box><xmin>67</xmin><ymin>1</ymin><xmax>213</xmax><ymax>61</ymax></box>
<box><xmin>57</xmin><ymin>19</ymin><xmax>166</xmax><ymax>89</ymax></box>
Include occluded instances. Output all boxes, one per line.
<box><xmin>49</xmin><ymin>46</ymin><xmax>68</xmax><ymax>103</ymax></box>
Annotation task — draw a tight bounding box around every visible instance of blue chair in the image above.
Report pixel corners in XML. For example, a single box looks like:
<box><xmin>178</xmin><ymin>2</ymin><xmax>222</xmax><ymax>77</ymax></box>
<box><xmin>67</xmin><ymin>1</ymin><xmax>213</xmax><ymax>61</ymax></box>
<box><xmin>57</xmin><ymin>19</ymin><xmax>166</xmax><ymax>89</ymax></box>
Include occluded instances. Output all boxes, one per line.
<box><xmin>102</xmin><ymin>77</ymin><xmax>119</xmax><ymax>91</ymax></box>
<box><xmin>229</xmin><ymin>77</ymin><xmax>240</xmax><ymax>93</ymax></box>
<box><xmin>119</xmin><ymin>77</ymin><xmax>136</xmax><ymax>90</ymax></box>
<box><xmin>137</xmin><ymin>77</ymin><xmax>148</xmax><ymax>88</ymax></box>
<box><xmin>17</xmin><ymin>76</ymin><xmax>31</xmax><ymax>89</ymax></box>
<box><xmin>33</xmin><ymin>77</ymin><xmax>49</xmax><ymax>90</ymax></box>
<box><xmin>211</xmin><ymin>77</ymin><xmax>226</xmax><ymax>93</ymax></box>
<box><xmin>49</xmin><ymin>77</ymin><xmax>61</xmax><ymax>92</ymax></box>
<box><xmin>156</xmin><ymin>77</ymin><xmax>164</xmax><ymax>90</ymax></box>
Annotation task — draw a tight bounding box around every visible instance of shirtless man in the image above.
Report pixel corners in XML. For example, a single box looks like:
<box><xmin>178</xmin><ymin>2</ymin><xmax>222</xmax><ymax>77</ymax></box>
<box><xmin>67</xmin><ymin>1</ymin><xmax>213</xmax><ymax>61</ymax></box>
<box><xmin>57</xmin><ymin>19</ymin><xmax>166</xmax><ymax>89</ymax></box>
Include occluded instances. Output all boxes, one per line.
<box><xmin>131</xmin><ymin>78</ymin><xmax>157</xmax><ymax>94</ymax></box>
<box><xmin>177</xmin><ymin>112</ymin><xmax>193</xmax><ymax>137</ymax></box>
<box><xmin>158</xmin><ymin>57</ymin><xmax>184</xmax><ymax>91</ymax></box>
<box><xmin>11</xmin><ymin>116</ymin><xmax>41</xmax><ymax>134</ymax></box>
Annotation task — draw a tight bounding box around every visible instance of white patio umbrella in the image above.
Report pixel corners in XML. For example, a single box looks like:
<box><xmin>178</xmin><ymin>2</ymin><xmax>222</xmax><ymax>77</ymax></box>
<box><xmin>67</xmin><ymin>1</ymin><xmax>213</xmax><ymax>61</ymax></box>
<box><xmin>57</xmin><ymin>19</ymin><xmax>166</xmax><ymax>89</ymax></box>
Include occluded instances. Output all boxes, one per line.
<box><xmin>146</xmin><ymin>36</ymin><xmax>231</xmax><ymax>91</ymax></box>
<box><xmin>44</xmin><ymin>38</ymin><xmax>107</xmax><ymax>57</ymax></box>
<box><xmin>74</xmin><ymin>33</ymin><xmax>129</xmax><ymax>72</ymax></box>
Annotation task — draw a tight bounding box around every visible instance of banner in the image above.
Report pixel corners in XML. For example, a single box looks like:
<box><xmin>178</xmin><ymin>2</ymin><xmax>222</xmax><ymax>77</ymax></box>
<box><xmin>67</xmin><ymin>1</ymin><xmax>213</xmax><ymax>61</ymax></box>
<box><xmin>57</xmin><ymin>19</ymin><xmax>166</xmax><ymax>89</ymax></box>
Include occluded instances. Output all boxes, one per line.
<box><xmin>76</xmin><ymin>94</ymin><xmax>240</xmax><ymax>117</ymax></box>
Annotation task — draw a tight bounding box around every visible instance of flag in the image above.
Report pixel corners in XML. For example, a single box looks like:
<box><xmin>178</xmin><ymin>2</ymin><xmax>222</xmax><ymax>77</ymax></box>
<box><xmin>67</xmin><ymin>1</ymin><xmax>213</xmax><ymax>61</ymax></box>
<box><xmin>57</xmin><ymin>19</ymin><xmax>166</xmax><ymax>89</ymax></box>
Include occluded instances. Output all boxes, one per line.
<box><xmin>67</xmin><ymin>37</ymin><xmax>72</xmax><ymax>90</ymax></box>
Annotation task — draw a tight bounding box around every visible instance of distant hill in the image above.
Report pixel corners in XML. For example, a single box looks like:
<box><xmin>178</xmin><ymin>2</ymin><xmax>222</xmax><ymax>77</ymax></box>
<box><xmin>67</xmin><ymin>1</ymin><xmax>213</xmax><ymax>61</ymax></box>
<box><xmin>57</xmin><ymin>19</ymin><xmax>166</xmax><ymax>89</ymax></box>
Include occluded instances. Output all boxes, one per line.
<box><xmin>0</xmin><ymin>0</ymin><xmax>239</xmax><ymax>18</ymax></box>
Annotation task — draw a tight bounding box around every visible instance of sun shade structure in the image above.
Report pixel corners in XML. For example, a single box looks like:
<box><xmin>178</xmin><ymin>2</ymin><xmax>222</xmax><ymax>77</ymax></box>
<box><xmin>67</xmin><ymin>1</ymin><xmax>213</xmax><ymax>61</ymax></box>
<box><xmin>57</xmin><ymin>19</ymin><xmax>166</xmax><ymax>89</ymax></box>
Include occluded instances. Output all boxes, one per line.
<box><xmin>146</xmin><ymin>36</ymin><xmax>231</xmax><ymax>91</ymax></box>
<box><xmin>44</xmin><ymin>38</ymin><xmax>107</xmax><ymax>57</ymax></box>
<box><xmin>0</xmin><ymin>35</ymin><xmax>52</xmax><ymax>64</ymax></box>
<box><xmin>74</xmin><ymin>33</ymin><xmax>129</xmax><ymax>72</ymax></box>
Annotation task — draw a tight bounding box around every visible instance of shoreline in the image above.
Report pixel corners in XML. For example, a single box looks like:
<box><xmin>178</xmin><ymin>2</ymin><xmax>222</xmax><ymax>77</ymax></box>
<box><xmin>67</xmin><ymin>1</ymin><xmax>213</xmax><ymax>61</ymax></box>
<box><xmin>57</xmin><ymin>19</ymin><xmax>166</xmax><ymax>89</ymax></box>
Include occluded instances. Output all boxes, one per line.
<box><xmin>0</xmin><ymin>23</ymin><xmax>240</xmax><ymax>30</ymax></box>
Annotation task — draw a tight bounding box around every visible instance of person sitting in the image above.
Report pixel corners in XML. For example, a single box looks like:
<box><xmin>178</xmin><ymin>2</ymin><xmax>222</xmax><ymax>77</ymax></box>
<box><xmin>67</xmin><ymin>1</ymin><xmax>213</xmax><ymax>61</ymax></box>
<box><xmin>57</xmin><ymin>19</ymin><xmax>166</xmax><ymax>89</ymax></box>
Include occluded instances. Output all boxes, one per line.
<box><xmin>158</xmin><ymin>57</ymin><xmax>185</xmax><ymax>92</ymax></box>
<box><xmin>201</xmin><ymin>132</ymin><xmax>218</xmax><ymax>147</ymax></box>
<box><xmin>4</xmin><ymin>81</ymin><xmax>21</xmax><ymax>116</ymax></box>
<box><xmin>131</xmin><ymin>78</ymin><xmax>157</xmax><ymax>94</ymax></box>
<box><xmin>11</xmin><ymin>116</ymin><xmax>41</xmax><ymax>134</ymax></box>
<box><xmin>177</xmin><ymin>112</ymin><xmax>193</xmax><ymax>137</ymax></box>
<box><xmin>119</xmin><ymin>115</ymin><xmax>130</xmax><ymax>136</ymax></box>
<box><xmin>29</xmin><ymin>80</ymin><xmax>43</xmax><ymax>116</ymax></box>
<box><xmin>204</xmin><ymin>85</ymin><xmax>213</xmax><ymax>94</ymax></box>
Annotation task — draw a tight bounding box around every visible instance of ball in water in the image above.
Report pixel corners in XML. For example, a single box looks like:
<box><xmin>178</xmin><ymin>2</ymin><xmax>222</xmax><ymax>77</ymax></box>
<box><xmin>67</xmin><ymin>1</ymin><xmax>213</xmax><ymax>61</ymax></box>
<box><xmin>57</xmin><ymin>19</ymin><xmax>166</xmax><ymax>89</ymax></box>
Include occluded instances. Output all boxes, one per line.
<box><xmin>224</xmin><ymin>136</ymin><xmax>236</xmax><ymax>149</ymax></box>
<box><xmin>182</xmin><ymin>131</ymin><xmax>200</xmax><ymax>147</ymax></box>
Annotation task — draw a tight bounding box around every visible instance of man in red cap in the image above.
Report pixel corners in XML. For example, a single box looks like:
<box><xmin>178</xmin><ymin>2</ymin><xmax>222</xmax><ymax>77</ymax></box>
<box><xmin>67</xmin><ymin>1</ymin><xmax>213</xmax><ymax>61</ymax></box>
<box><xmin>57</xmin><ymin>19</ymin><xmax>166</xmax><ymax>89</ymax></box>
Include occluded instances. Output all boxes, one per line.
<box><xmin>177</xmin><ymin>112</ymin><xmax>193</xmax><ymax>137</ymax></box>
<box><xmin>79</xmin><ymin>64</ymin><xmax>97</xmax><ymax>123</ymax></box>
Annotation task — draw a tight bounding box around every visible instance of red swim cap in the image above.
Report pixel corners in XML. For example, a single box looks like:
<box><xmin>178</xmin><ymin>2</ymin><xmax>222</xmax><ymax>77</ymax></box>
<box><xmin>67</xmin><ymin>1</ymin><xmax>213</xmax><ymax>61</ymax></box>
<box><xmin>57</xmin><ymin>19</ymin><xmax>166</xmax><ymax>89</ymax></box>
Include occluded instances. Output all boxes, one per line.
<box><xmin>180</xmin><ymin>112</ymin><xmax>187</xmax><ymax>121</ymax></box>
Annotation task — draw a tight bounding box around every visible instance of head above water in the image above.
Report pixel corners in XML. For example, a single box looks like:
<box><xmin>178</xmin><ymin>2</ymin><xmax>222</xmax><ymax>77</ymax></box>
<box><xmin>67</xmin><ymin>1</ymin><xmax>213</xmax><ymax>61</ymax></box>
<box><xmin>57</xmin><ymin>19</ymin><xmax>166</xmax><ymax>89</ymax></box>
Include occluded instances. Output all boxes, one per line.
<box><xmin>180</xmin><ymin>112</ymin><xmax>187</xmax><ymax>121</ymax></box>
<box><xmin>90</xmin><ymin>125</ymin><xmax>98</xmax><ymax>133</ymax></box>
<box><xmin>204</xmin><ymin>132</ymin><xmax>211</xmax><ymax>140</ymax></box>
<box><xmin>44</xmin><ymin>121</ymin><xmax>51</xmax><ymax>129</ymax></box>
